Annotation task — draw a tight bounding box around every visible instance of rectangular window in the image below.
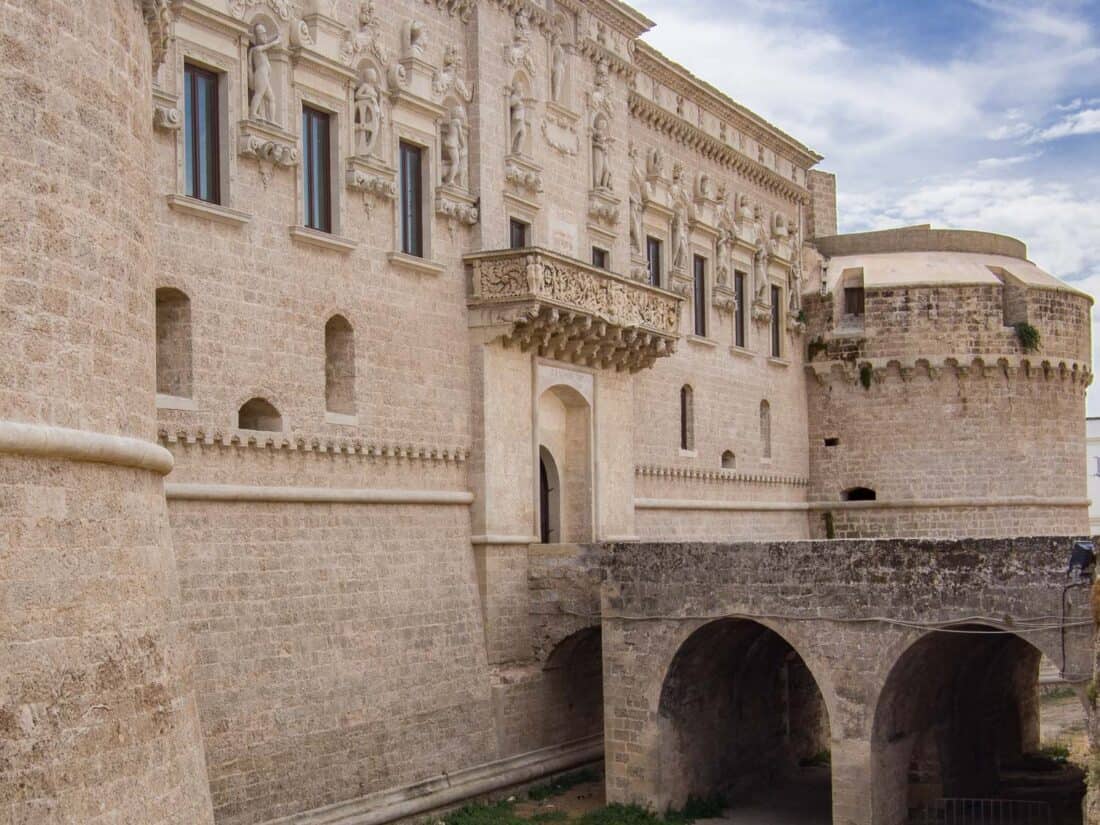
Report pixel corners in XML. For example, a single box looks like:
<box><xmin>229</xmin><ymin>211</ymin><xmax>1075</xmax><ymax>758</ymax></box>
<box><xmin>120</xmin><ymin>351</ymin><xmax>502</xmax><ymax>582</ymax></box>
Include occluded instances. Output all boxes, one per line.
<box><xmin>734</xmin><ymin>271</ymin><xmax>746</xmax><ymax>348</ymax></box>
<box><xmin>184</xmin><ymin>64</ymin><xmax>220</xmax><ymax>204</ymax></box>
<box><xmin>693</xmin><ymin>255</ymin><xmax>707</xmax><ymax>337</ymax></box>
<box><xmin>771</xmin><ymin>284</ymin><xmax>782</xmax><ymax>357</ymax></box>
<box><xmin>646</xmin><ymin>236</ymin><xmax>662</xmax><ymax>287</ymax></box>
<box><xmin>592</xmin><ymin>247</ymin><xmax>609</xmax><ymax>270</ymax></box>
<box><xmin>399</xmin><ymin>141</ymin><xmax>424</xmax><ymax>257</ymax></box>
<box><xmin>302</xmin><ymin>106</ymin><xmax>332</xmax><ymax>232</ymax></box>
<box><xmin>509</xmin><ymin>218</ymin><xmax>529</xmax><ymax>249</ymax></box>
<box><xmin>844</xmin><ymin>286</ymin><xmax>866</xmax><ymax>317</ymax></box>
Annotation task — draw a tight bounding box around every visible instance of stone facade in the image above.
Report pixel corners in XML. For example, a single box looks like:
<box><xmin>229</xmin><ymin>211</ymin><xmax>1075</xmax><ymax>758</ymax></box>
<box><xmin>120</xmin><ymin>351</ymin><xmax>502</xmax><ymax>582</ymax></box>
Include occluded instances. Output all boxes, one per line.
<box><xmin>0</xmin><ymin>1</ymin><xmax>1094</xmax><ymax>824</ymax></box>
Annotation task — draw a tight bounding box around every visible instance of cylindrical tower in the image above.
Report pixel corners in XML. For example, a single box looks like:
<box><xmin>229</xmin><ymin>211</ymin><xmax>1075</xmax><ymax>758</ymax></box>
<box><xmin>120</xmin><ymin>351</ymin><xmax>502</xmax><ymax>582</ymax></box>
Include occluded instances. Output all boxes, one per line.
<box><xmin>803</xmin><ymin>226</ymin><xmax>1092</xmax><ymax>539</ymax></box>
<box><xmin>0</xmin><ymin>2</ymin><xmax>214</xmax><ymax>822</ymax></box>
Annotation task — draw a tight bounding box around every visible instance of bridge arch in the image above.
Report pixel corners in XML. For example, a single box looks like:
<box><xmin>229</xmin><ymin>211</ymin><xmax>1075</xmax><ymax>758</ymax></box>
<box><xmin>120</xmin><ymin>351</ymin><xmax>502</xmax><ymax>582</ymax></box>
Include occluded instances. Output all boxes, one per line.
<box><xmin>655</xmin><ymin>617</ymin><xmax>834</xmax><ymax>816</ymax></box>
<box><xmin>871</xmin><ymin>624</ymin><xmax>1085</xmax><ymax>825</ymax></box>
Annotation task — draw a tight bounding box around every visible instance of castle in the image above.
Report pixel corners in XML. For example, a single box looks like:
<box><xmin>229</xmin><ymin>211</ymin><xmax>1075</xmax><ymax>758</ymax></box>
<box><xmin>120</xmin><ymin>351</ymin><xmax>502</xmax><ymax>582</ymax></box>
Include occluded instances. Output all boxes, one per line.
<box><xmin>1</xmin><ymin>1</ymin><xmax>1094</xmax><ymax>824</ymax></box>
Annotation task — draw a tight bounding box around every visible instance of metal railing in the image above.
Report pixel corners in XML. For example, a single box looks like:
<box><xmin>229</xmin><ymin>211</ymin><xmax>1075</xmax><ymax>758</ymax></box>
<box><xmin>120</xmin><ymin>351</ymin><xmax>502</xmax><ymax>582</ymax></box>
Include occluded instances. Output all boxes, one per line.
<box><xmin>911</xmin><ymin>798</ymin><xmax>1052</xmax><ymax>825</ymax></box>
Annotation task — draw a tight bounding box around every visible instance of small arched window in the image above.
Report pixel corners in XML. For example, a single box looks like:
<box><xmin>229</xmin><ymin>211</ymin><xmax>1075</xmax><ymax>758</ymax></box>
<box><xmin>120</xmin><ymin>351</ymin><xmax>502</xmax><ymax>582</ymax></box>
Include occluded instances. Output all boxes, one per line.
<box><xmin>325</xmin><ymin>315</ymin><xmax>356</xmax><ymax>415</ymax></box>
<box><xmin>760</xmin><ymin>400</ymin><xmax>771</xmax><ymax>459</ymax></box>
<box><xmin>843</xmin><ymin>487</ymin><xmax>877</xmax><ymax>501</ymax></box>
<box><xmin>155</xmin><ymin>288</ymin><xmax>192</xmax><ymax>399</ymax></box>
<box><xmin>721</xmin><ymin>450</ymin><xmax>736</xmax><ymax>469</ymax></box>
<box><xmin>680</xmin><ymin>385</ymin><xmax>694</xmax><ymax>451</ymax></box>
<box><xmin>238</xmin><ymin>398</ymin><xmax>282</xmax><ymax>432</ymax></box>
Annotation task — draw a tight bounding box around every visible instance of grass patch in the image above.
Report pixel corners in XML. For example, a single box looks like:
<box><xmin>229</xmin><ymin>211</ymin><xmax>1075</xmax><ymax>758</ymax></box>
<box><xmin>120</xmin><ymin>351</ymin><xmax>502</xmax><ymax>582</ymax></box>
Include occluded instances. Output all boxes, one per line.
<box><xmin>667</xmin><ymin>794</ymin><xmax>727</xmax><ymax>823</ymax></box>
<box><xmin>576</xmin><ymin>804</ymin><xmax>666</xmax><ymax>825</ymax></box>
<box><xmin>1038</xmin><ymin>743</ymin><xmax>1071</xmax><ymax>764</ymax></box>
<box><xmin>527</xmin><ymin>769</ymin><xmax>600</xmax><ymax>802</ymax></box>
<box><xmin>445</xmin><ymin>801</ymin><xmax>527</xmax><ymax>825</ymax></box>
<box><xmin>1041</xmin><ymin>686</ymin><xmax>1076</xmax><ymax>703</ymax></box>
<box><xmin>531</xmin><ymin>812</ymin><xmax>571</xmax><ymax>823</ymax></box>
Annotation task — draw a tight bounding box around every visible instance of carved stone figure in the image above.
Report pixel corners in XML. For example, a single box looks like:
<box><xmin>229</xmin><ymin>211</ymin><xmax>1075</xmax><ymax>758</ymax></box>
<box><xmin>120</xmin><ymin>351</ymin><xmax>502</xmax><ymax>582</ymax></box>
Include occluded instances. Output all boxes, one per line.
<box><xmin>433</xmin><ymin>44</ymin><xmax>473</xmax><ymax>102</ymax></box>
<box><xmin>590</xmin><ymin>58</ymin><xmax>612</xmax><ymax>114</ymax></box>
<box><xmin>508</xmin><ymin>87</ymin><xmax>527</xmax><ymax>155</ymax></box>
<box><xmin>248</xmin><ymin>23</ymin><xmax>280</xmax><ymax>122</ymax></box>
<box><xmin>773</xmin><ymin>212</ymin><xmax>789</xmax><ymax>238</ymax></box>
<box><xmin>504</xmin><ymin>9</ymin><xmax>534</xmax><ymax>73</ymax></box>
<box><xmin>671</xmin><ymin>205</ymin><xmax>689</xmax><ymax>272</ymax></box>
<box><xmin>402</xmin><ymin>20</ymin><xmax>428</xmax><ymax>59</ymax></box>
<box><xmin>716</xmin><ymin>230</ymin><xmax>733</xmax><ymax>285</ymax></box>
<box><xmin>341</xmin><ymin>1</ymin><xmax>385</xmax><ymax>66</ymax></box>
<box><xmin>694</xmin><ymin>172</ymin><xmax>712</xmax><ymax>202</ymax></box>
<box><xmin>354</xmin><ymin>67</ymin><xmax>383</xmax><ymax>157</ymax></box>
<box><xmin>738</xmin><ymin>193</ymin><xmax>754</xmax><ymax>226</ymax></box>
<box><xmin>646</xmin><ymin>147</ymin><xmax>664</xmax><ymax>180</ymax></box>
<box><xmin>753</xmin><ymin>242</ymin><xmax>770</xmax><ymax>302</ymax></box>
<box><xmin>441</xmin><ymin>105</ymin><xmax>468</xmax><ymax>189</ymax></box>
<box><xmin>550</xmin><ymin>34</ymin><xmax>566</xmax><ymax>103</ymax></box>
<box><xmin>628</xmin><ymin>144</ymin><xmax>644</xmax><ymax>256</ymax></box>
<box><xmin>592</xmin><ymin>114</ymin><xmax>613</xmax><ymax>191</ymax></box>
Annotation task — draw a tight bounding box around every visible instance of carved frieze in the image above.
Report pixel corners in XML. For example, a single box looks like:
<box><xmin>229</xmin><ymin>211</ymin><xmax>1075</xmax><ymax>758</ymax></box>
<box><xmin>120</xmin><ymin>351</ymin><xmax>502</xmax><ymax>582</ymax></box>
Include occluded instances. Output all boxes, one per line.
<box><xmin>541</xmin><ymin>116</ymin><xmax>580</xmax><ymax>156</ymax></box>
<box><xmin>346</xmin><ymin>156</ymin><xmax>396</xmax><ymax>214</ymax></box>
<box><xmin>239</xmin><ymin>120</ymin><xmax>299</xmax><ymax>182</ymax></box>
<box><xmin>436</xmin><ymin>188</ymin><xmax>480</xmax><ymax>227</ymax></box>
<box><xmin>588</xmin><ymin>190</ymin><xmax>620</xmax><ymax>227</ymax></box>
<box><xmin>228</xmin><ymin>0</ymin><xmax>293</xmax><ymax>20</ymax></box>
<box><xmin>466</xmin><ymin>248</ymin><xmax>682</xmax><ymax>372</ymax></box>
<box><xmin>140</xmin><ymin>0</ymin><xmax>174</xmax><ymax>70</ymax></box>
<box><xmin>505</xmin><ymin>155</ymin><xmax>543</xmax><ymax>195</ymax></box>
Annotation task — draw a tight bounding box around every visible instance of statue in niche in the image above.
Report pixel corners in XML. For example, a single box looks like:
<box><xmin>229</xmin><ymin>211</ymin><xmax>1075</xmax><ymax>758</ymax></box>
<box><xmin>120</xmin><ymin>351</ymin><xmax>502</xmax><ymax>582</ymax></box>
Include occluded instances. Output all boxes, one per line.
<box><xmin>671</xmin><ymin>204</ymin><xmax>689</xmax><ymax>272</ymax></box>
<box><xmin>773</xmin><ymin>212</ymin><xmax>789</xmax><ymax>239</ymax></box>
<box><xmin>646</xmin><ymin>146</ymin><xmax>664</xmax><ymax>179</ymax></box>
<box><xmin>628</xmin><ymin>144</ymin><xmax>644</xmax><ymax>256</ymax></box>
<box><xmin>550</xmin><ymin>32</ymin><xmax>566</xmax><ymax>103</ymax></box>
<box><xmin>248</xmin><ymin>22</ymin><xmax>280</xmax><ymax>122</ymax></box>
<box><xmin>508</xmin><ymin>87</ymin><xmax>528</xmax><ymax>155</ymax></box>
<box><xmin>695</xmin><ymin>172</ymin><xmax>712</xmax><ymax>202</ymax></box>
<box><xmin>353</xmin><ymin>67</ymin><xmax>383</xmax><ymax>157</ymax></box>
<box><xmin>441</xmin><ymin>104</ymin><xmax>468</xmax><ymax>189</ymax></box>
<box><xmin>716</xmin><ymin>230</ymin><xmax>733</xmax><ymax>285</ymax></box>
<box><xmin>402</xmin><ymin>20</ymin><xmax>428</xmax><ymax>60</ymax></box>
<box><xmin>592</xmin><ymin>114</ymin><xmax>613</xmax><ymax>191</ymax></box>
<box><xmin>753</xmin><ymin>242</ymin><xmax>770</xmax><ymax>303</ymax></box>
<box><xmin>738</xmin><ymin>193</ymin><xmax>755</xmax><ymax>226</ymax></box>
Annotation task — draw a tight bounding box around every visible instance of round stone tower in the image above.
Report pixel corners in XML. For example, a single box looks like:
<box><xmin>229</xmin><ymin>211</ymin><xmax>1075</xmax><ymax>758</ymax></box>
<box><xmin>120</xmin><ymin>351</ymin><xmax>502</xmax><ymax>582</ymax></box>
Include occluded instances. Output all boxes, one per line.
<box><xmin>803</xmin><ymin>225</ymin><xmax>1092</xmax><ymax>540</ymax></box>
<box><xmin>0</xmin><ymin>2</ymin><xmax>214</xmax><ymax>821</ymax></box>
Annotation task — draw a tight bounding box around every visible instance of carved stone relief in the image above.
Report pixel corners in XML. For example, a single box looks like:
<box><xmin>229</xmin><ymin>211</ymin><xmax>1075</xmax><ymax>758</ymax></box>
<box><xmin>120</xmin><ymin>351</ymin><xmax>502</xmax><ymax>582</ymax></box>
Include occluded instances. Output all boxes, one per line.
<box><xmin>229</xmin><ymin>0</ymin><xmax>292</xmax><ymax>21</ymax></box>
<box><xmin>440</xmin><ymin>104</ymin><xmax>469</xmax><ymax>189</ymax></box>
<box><xmin>432</xmin><ymin>45</ymin><xmax>473</xmax><ymax>102</ymax></box>
<box><xmin>248</xmin><ymin>21</ymin><xmax>280</xmax><ymax>123</ymax></box>
<box><xmin>541</xmin><ymin>117</ymin><xmax>580</xmax><ymax>156</ymax></box>
<box><xmin>353</xmin><ymin>67</ymin><xmax>384</xmax><ymax>158</ymax></box>
<box><xmin>503</xmin><ymin>9</ymin><xmax>535</xmax><ymax>75</ymax></box>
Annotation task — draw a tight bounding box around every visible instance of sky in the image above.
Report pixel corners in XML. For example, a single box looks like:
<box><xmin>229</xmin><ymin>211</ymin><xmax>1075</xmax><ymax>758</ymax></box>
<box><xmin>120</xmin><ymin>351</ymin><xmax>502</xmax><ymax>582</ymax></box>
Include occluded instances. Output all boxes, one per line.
<box><xmin>632</xmin><ymin>0</ymin><xmax>1100</xmax><ymax>412</ymax></box>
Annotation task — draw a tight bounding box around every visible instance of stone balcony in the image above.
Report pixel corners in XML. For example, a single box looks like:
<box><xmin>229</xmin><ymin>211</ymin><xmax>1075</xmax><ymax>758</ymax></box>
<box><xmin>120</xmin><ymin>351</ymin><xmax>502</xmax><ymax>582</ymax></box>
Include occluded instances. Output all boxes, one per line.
<box><xmin>465</xmin><ymin>248</ymin><xmax>683</xmax><ymax>372</ymax></box>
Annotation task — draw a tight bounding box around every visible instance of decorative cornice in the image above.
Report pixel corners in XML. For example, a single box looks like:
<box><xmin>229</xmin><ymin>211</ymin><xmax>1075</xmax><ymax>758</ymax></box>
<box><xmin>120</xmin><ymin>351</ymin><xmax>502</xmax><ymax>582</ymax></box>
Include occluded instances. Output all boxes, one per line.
<box><xmin>422</xmin><ymin>0</ymin><xmax>477</xmax><ymax>21</ymax></box>
<box><xmin>0</xmin><ymin>421</ymin><xmax>174</xmax><ymax>475</ymax></box>
<box><xmin>635</xmin><ymin>464</ymin><xmax>809</xmax><ymax>488</ymax></box>
<box><xmin>633</xmin><ymin>42</ymin><xmax>822</xmax><ymax>169</ymax></box>
<box><xmin>806</xmin><ymin>355</ymin><xmax>1093</xmax><ymax>388</ymax></box>
<box><xmin>629</xmin><ymin>93</ymin><xmax>810</xmax><ymax>205</ymax></box>
<box><xmin>158</xmin><ymin>427</ymin><xmax>470</xmax><ymax>462</ymax></box>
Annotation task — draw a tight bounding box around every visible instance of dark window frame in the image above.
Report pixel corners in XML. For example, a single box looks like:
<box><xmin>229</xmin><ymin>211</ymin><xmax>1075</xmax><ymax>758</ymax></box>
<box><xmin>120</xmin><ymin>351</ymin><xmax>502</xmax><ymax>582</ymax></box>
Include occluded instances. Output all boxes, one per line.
<box><xmin>646</xmin><ymin>236</ymin><xmax>662</xmax><ymax>287</ymax></box>
<box><xmin>184</xmin><ymin>63</ymin><xmax>221</xmax><ymax>204</ymax></box>
<box><xmin>591</xmin><ymin>246</ymin><xmax>609</xmax><ymax>270</ymax></box>
<box><xmin>770</xmin><ymin>284</ymin><xmax>782</xmax><ymax>357</ymax></box>
<box><xmin>399</xmin><ymin>140</ymin><xmax>425</xmax><ymax>257</ymax></box>
<box><xmin>693</xmin><ymin>255</ymin><xmax>707</xmax><ymax>337</ymax></box>
<box><xmin>509</xmin><ymin>218</ymin><xmax>530</xmax><ymax>249</ymax></box>
<box><xmin>734</xmin><ymin>271</ymin><xmax>746</xmax><ymax>348</ymax></box>
<box><xmin>302</xmin><ymin>105</ymin><xmax>332</xmax><ymax>232</ymax></box>
<box><xmin>844</xmin><ymin>286</ymin><xmax>866</xmax><ymax>317</ymax></box>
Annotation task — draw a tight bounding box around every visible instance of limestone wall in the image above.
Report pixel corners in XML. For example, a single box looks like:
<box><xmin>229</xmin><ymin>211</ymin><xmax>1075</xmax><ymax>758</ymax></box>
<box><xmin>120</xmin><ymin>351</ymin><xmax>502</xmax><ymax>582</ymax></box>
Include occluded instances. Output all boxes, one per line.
<box><xmin>0</xmin><ymin>2</ymin><xmax>215</xmax><ymax>822</ymax></box>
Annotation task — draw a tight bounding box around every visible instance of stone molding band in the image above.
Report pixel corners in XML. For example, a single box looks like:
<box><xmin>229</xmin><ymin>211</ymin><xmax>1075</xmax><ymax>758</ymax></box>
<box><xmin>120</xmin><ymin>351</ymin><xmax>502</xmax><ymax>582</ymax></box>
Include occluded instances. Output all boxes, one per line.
<box><xmin>0</xmin><ymin>420</ymin><xmax>174</xmax><ymax>475</ymax></box>
<box><xmin>635</xmin><ymin>496</ymin><xmax>1089</xmax><ymax>512</ymax></box>
<box><xmin>471</xmin><ymin>535</ymin><xmax>541</xmax><ymax>545</ymax></box>
<box><xmin>165</xmin><ymin>483</ymin><xmax>474</xmax><ymax>505</ymax></box>
<box><xmin>263</xmin><ymin>735</ymin><xmax>603</xmax><ymax>825</ymax></box>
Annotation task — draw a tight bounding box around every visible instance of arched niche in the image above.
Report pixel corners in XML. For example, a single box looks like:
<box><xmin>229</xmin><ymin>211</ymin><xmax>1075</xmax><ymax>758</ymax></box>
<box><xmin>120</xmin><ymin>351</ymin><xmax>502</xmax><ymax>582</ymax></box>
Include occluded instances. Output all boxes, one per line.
<box><xmin>537</xmin><ymin>384</ymin><xmax>592</xmax><ymax>543</ymax></box>
<box><xmin>238</xmin><ymin>397</ymin><xmax>283</xmax><ymax>432</ymax></box>
<box><xmin>155</xmin><ymin>287</ymin><xmax>192</xmax><ymax>399</ymax></box>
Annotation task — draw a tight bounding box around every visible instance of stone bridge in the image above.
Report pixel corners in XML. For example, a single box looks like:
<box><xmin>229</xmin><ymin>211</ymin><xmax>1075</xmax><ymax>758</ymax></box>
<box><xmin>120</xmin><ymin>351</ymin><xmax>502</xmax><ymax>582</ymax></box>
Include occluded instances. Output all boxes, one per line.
<box><xmin>530</xmin><ymin>537</ymin><xmax>1094</xmax><ymax>825</ymax></box>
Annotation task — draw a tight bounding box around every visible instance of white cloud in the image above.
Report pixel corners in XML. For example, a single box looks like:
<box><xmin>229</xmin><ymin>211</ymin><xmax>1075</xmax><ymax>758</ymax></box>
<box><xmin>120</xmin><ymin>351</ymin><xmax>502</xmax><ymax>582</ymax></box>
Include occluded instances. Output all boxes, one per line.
<box><xmin>987</xmin><ymin>121</ymin><xmax>1034</xmax><ymax>141</ymax></box>
<box><xmin>969</xmin><ymin>0</ymin><xmax>1093</xmax><ymax>47</ymax></box>
<box><xmin>1028</xmin><ymin>107</ymin><xmax>1100</xmax><ymax>142</ymax></box>
<box><xmin>976</xmin><ymin>152</ymin><xmax>1042</xmax><ymax>168</ymax></box>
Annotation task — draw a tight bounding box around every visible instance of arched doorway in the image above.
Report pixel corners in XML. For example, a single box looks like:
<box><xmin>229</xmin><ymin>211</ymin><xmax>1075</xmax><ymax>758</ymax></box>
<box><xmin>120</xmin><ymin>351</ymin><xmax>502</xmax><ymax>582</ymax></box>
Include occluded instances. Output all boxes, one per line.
<box><xmin>539</xmin><ymin>446</ymin><xmax>560</xmax><ymax>544</ymax></box>
<box><xmin>657</xmin><ymin>619</ymin><xmax>831</xmax><ymax>820</ymax></box>
<box><xmin>537</xmin><ymin>385</ymin><xmax>592</xmax><ymax>543</ymax></box>
<box><xmin>872</xmin><ymin>626</ymin><xmax>1085</xmax><ymax>825</ymax></box>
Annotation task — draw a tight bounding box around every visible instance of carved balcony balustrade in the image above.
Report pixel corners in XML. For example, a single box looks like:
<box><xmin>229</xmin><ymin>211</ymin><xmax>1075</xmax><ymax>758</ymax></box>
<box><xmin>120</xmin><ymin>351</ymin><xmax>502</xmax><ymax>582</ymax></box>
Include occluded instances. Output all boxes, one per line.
<box><xmin>465</xmin><ymin>248</ymin><xmax>683</xmax><ymax>372</ymax></box>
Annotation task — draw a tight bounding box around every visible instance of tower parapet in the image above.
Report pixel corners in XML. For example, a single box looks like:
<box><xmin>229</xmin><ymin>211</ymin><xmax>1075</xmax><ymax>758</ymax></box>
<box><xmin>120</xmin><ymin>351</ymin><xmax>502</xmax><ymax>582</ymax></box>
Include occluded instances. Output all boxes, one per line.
<box><xmin>804</xmin><ymin>226</ymin><xmax>1092</xmax><ymax>539</ymax></box>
